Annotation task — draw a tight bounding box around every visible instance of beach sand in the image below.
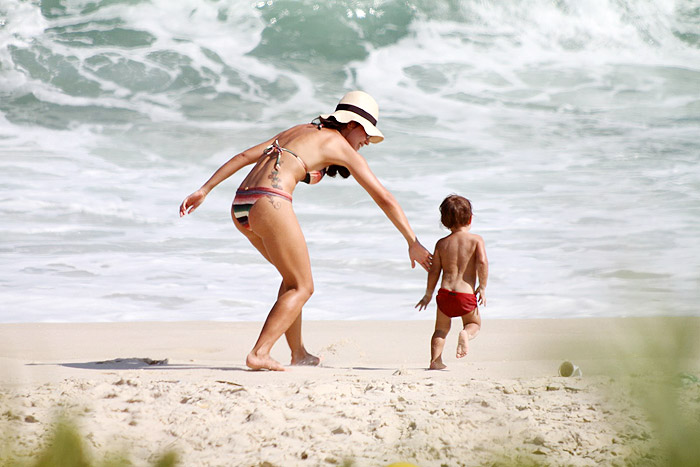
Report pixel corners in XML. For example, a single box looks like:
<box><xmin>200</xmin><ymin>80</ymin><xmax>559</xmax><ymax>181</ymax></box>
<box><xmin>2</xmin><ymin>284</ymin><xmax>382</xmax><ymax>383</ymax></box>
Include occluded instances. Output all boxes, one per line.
<box><xmin>1</xmin><ymin>318</ymin><xmax>699</xmax><ymax>466</ymax></box>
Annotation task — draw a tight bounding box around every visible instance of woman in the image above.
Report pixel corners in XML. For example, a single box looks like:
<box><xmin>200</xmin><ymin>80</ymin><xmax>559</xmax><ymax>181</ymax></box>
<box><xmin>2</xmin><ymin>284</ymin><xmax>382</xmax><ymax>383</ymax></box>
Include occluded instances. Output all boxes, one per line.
<box><xmin>179</xmin><ymin>91</ymin><xmax>432</xmax><ymax>371</ymax></box>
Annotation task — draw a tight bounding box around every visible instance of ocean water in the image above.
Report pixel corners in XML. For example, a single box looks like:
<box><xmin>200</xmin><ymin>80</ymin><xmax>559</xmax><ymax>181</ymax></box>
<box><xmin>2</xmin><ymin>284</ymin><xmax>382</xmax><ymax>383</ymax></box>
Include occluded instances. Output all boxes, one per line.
<box><xmin>1</xmin><ymin>0</ymin><xmax>698</xmax><ymax>323</ymax></box>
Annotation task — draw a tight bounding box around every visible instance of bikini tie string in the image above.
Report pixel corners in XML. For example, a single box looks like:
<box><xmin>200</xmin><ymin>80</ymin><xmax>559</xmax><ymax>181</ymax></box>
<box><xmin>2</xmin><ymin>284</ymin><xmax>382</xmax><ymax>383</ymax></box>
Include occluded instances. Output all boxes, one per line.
<box><xmin>264</xmin><ymin>140</ymin><xmax>283</xmax><ymax>170</ymax></box>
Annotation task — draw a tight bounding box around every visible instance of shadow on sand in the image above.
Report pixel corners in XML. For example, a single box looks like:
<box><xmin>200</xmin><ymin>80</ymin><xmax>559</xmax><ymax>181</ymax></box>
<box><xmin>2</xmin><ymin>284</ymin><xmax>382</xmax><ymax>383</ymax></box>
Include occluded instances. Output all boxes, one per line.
<box><xmin>27</xmin><ymin>357</ymin><xmax>249</xmax><ymax>372</ymax></box>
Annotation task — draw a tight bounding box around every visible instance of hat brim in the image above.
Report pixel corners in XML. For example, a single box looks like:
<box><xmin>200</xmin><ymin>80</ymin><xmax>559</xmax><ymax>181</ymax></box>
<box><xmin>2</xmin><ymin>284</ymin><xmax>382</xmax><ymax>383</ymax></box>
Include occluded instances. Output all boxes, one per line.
<box><xmin>320</xmin><ymin>110</ymin><xmax>384</xmax><ymax>144</ymax></box>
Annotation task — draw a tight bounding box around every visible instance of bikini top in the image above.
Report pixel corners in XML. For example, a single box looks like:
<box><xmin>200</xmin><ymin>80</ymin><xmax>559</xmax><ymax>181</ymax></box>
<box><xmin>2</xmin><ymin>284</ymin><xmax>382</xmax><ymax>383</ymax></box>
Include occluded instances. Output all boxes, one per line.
<box><xmin>263</xmin><ymin>140</ymin><xmax>326</xmax><ymax>185</ymax></box>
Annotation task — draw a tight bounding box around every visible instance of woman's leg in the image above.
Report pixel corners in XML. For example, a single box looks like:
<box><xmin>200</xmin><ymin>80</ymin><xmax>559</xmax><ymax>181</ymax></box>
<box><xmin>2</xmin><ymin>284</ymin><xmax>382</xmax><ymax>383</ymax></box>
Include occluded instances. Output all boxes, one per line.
<box><xmin>242</xmin><ymin>198</ymin><xmax>314</xmax><ymax>371</ymax></box>
<box><xmin>232</xmin><ymin>204</ymin><xmax>318</xmax><ymax>367</ymax></box>
<box><xmin>232</xmin><ymin>209</ymin><xmax>273</xmax><ymax>262</ymax></box>
<box><xmin>277</xmin><ymin>282</ymin><xmax>320</xmax><ymax>366</ymax></box>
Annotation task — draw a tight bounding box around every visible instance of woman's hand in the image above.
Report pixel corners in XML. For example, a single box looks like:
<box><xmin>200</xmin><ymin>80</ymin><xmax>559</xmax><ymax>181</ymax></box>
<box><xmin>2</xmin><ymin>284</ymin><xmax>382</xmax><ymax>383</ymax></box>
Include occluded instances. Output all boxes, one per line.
<box><xmin>179</xmin><ymin>189</ymin><xmax>207</xmax><ymax>217</ymax></box>
<box><xmin>409</xmin><ymin>239</ymin><xmax>432</xmax><ymax>271</ymax></box>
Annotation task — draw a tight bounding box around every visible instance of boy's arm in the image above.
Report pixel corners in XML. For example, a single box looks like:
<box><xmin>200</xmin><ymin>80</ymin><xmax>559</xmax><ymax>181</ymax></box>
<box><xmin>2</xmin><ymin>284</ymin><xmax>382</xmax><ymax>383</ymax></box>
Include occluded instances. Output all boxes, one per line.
<box><xmin>416</xmin><ymin>247</ymin><xmax>442</xmax><ymax>311</ymax></box>
<box><xmin>475</xmin><ymin>237</ymin><xmax>488</xmax><ymax>305</ymax></box>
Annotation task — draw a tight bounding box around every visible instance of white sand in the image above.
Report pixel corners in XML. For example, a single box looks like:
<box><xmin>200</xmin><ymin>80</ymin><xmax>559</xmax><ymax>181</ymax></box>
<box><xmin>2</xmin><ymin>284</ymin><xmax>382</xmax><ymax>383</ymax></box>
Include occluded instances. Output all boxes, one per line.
<box><xmin>1</xmin><ymin>318</ymin><xmax>699</xmax><ymax>466</ymax></box>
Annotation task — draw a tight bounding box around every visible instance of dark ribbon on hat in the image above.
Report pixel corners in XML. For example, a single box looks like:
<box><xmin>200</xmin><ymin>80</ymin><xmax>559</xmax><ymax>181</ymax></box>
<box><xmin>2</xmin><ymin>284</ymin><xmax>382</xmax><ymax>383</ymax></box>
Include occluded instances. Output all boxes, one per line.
<box><xmin>335</xmin><ymin>103</ymin><xmax>377</xmax><ymax>126</ymax></box>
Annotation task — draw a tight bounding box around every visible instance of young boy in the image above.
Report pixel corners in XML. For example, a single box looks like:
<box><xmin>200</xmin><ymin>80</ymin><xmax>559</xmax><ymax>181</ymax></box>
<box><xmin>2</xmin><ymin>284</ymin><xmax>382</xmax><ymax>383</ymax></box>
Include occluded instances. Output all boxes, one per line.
<box><xmin>416</xmin><ymin>195</ymin><xmax>488</xmax><ymax>370</ymax></box>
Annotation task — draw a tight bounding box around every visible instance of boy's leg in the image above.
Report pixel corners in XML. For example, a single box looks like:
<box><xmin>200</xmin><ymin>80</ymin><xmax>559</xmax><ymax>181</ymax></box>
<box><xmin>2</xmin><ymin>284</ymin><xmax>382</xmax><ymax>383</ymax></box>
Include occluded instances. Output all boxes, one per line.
<box><xmin>430</xmin><ymin>309</ymin><xmax>452</xmax><ymax>370</ymax></box>
<box><xmin>457</xmin><ymin>308</ymin><xmax>481</xmax><ymax>358</ymax></box>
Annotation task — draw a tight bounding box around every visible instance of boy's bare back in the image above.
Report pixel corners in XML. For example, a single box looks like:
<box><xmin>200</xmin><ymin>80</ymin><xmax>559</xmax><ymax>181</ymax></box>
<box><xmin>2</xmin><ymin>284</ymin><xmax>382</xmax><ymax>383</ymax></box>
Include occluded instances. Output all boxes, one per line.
<box><xmin>435</xmin><ymin>228</ymin><xmax>486</xmax><ymax>294</ymax></box>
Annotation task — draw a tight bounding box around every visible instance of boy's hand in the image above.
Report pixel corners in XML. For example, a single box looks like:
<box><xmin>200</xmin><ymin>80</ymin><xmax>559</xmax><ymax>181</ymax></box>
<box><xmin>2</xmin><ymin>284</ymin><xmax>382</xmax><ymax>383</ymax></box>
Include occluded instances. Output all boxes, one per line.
<box><xmin>476</xmin><ymin>286</ymin><xmax>486</xmax><ymax>306</ymax></box>
<box><xmin>415</xmin><ymin>294</ymin><xmax>432</xmax><ymax>311</ymax></box>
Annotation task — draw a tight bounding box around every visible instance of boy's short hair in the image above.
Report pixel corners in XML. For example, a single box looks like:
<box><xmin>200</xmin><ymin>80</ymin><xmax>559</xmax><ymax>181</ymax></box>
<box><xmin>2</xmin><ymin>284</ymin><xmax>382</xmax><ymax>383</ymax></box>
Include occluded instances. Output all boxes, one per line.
<box><xmin>440</xmin><ymin>195</ymin><xmax>472</xmax><ymax>229</ymax></box>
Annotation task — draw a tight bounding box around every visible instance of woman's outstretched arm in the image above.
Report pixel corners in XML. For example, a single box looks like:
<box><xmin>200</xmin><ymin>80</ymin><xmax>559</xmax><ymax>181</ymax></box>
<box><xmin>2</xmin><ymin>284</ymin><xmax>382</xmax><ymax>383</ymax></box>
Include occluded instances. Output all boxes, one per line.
<box><xmin>179</xmin><ymin>137</ymin><xmax>275</xmax><ymax>217</ymax></box>
<box><xmin>341</xmin><ymin>149</ymin><xmax>432</xmax><ymax>271</ymax></box>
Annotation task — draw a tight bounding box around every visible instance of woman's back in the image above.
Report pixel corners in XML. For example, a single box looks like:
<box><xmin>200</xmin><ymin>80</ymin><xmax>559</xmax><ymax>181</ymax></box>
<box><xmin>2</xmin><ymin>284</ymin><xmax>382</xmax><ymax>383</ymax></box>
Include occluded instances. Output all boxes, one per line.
<box><xmin>239</xmin><ymin>124</ymin><xmax>338</xmax><ymax>194</ymax></box>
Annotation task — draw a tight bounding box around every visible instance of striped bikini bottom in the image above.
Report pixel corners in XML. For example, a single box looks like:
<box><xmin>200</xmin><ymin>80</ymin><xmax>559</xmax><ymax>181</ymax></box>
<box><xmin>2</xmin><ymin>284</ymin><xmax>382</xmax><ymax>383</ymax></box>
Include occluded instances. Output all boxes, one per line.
<box><xmin>232</xmin><ymin>186</ymin><xmax>292</xmax><ymax>230</ymax></box>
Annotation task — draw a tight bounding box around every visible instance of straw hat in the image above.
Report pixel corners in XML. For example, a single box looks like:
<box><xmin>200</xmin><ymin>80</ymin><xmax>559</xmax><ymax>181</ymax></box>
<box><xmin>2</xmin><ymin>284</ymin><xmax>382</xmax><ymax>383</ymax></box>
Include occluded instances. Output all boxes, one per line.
<box><xmin>320</xmin><ymin>91</ymin><xmax>384</xmax><ymax>143</ymax></box>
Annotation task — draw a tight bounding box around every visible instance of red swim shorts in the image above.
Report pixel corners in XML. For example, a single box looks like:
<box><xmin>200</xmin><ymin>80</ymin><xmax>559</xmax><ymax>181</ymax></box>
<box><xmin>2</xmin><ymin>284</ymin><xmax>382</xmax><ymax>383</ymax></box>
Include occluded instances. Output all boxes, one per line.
<box><xmin>436</xmin><ymin>288</ymin><xmax>478</xmax><ymax>318</ymax></box>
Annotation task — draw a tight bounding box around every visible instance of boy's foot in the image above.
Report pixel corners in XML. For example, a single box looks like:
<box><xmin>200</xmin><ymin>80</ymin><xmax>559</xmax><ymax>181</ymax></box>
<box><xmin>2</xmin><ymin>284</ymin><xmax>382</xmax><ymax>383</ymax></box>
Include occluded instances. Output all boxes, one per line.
<box><xmin>246</xmin><ymin>352</ymin><xmax>285</xmax><ymax>371</ymax></box>
<box><xmin>456</xmin><ymin>330</ymin><xmax>469</xmax><ymax>358</ymax></box>
<box><xmin>429</xmin><ymin>360</ymin><xmax>447</xmax><ymax>370</ymax></box>
<box><xmin>291</xmin><ymin>351</ymin><xmax>321</xmax><ymax>366</ymax></box>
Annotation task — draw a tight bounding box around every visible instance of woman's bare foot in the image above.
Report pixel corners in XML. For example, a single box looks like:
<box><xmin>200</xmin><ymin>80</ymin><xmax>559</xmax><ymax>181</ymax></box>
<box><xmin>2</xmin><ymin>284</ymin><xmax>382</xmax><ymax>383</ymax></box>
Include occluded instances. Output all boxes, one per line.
<box><xmin>429</xmin><ymin>360</ymin><xmax>447</xmax><ymax>370</ymax></box>
<box><xmin>291</xmin><ymin>351</ymin><xmax>321</xmax><ymax>366</ymax></box>
<box><xmin>246</xmin><ymin>352</ymin><xmax>285</xmax><ymax>371</ymax></box>
<box><xmin>456</xmin><ymin>329</ymin><xmax>469</xmax><ymax>358</ymax></box>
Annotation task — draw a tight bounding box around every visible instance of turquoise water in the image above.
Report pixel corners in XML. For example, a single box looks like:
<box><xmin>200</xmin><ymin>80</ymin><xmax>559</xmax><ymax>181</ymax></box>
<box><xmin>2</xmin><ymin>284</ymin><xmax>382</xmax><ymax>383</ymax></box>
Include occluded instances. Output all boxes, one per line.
<box><xmin>1</xmin><ymin>0</ymin><xmax>698</xmax><ymax>322</ymax></box>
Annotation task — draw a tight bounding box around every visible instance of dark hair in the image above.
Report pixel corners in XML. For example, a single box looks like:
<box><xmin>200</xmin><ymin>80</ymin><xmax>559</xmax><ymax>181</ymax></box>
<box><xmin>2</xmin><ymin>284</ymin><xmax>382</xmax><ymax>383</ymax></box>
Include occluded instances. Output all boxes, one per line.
<box><xmin>313</xmin><ymin>116</ymin><xmax>351</xmax><ymax>179</ymax></box>
<box><xmin>440</xmin><ymin>195</ymin><xmax>473</xmax><ymax>229</ymax></box>
<box><xmin>315</xmin><ymin>116</ymin><xmax>348</xmax><ymax>131</ymax></box>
